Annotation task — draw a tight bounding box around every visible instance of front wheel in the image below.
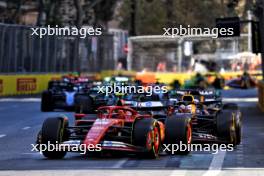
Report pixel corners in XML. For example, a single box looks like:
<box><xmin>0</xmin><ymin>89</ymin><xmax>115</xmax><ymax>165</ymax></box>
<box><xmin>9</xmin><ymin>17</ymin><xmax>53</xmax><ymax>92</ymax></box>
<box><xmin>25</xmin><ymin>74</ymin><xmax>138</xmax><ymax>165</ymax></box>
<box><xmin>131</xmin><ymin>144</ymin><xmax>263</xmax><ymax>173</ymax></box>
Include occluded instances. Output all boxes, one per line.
<box><xmin>217</xmin><ymin>110</ymin><xmax>237</xmax><ymax>145</ymax></box>
<box><xmin>164</xmin><ymin>114</ymin><xmax>192</xmax><ymax>155</ymax></box>
<box><xmin>41</xmin><ymin>117</ymin><xmax>69</xmax><ymax>159</ymax></box>
<box><xmin>133</xmin><ymin>118</ymin><xmax>161</xmax><ymax>158</ymax></box>
<box><xmin>41</xmin><ymin>91</ymin><xmax>53</xmax><ymax>112</ymax></box>
<box><xmin>75</xmin><ymin>95</ymin><xmax>94</xmax><ymax>113</ymax></box>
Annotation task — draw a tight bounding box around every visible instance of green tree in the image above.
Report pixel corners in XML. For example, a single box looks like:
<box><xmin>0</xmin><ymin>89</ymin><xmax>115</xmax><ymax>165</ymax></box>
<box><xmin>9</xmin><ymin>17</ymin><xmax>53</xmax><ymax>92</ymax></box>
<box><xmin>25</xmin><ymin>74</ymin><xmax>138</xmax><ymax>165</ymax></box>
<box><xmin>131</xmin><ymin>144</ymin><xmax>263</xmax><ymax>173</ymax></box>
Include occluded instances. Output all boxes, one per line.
<box><xmin>119</xmin><ymin>0</ymin><xmax>167</xmax><ymax>35</ymax></box>
<box><xmin>93</xmin><ymin>0</ymin><xmax>117</xmax><ymax>30</ymax></box>
<box><xmin>118</xmin><ymin>0</ymin><xmax>254</xmax><ymax>35</ymax></box>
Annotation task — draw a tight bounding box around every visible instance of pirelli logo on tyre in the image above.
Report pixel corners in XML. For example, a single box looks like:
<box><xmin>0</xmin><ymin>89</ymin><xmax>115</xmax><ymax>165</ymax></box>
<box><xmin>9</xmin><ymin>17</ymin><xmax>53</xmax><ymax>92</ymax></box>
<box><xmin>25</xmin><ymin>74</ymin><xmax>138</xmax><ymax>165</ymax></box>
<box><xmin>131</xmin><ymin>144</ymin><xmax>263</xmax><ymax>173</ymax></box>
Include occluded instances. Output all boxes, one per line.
<box><xmin>17</xmin><ymin>78</ymin><xmax>37</xmax><ymax>92</ymax></box>
<box><xmin>0</xmin><ymin>79</ymin><xmax>3</xmax><ymax>94</ymax></box>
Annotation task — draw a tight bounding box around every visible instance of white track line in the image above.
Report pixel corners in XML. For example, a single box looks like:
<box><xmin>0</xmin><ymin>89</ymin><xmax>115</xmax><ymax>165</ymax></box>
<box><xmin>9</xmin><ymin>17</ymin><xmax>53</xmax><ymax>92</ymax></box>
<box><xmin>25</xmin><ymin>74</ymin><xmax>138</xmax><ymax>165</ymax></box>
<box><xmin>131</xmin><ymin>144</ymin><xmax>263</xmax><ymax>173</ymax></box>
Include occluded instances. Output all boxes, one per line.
<box><xmin>202</xmin><ymin>150</ymin><xmax>226</xmax><ymax>176</ymax></box>
<box><xmin>0</xmin><ymin>98</ymin><xmax>40</xmax><ymax>102</ymax></box>
<box><xmin>111</xmin><ymin>159</ymin><xmax>128</xmax><ymax>168</ymax></box>
<box><xmin>169</xmin><ymin>170</ymin><xmax>187</xmax><ymax>176</ymax></box>
<box><xmin>0</xmin><ymin>134</ymin><xmax>6</xmax><ymax>138</ymax></box>
<box><xmin>22</xmin><ymin>126</ymin><xmax>31</xmax><ymax>130</ymax></box>
<box><xmin>222</xmin><ymin>97</ymin><xmax>258</xmax><ymax>102</ymax></box>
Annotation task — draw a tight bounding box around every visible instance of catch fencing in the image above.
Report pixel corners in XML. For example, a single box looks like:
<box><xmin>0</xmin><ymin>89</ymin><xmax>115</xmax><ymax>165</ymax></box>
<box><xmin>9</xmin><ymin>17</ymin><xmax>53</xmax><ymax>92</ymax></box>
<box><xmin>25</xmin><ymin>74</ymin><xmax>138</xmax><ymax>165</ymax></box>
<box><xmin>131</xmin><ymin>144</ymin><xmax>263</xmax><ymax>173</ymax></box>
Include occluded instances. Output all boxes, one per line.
<box><xmin>0</xmin><ymin>23</ymin><xmax>114</xmax><ymax>73</ymax></box>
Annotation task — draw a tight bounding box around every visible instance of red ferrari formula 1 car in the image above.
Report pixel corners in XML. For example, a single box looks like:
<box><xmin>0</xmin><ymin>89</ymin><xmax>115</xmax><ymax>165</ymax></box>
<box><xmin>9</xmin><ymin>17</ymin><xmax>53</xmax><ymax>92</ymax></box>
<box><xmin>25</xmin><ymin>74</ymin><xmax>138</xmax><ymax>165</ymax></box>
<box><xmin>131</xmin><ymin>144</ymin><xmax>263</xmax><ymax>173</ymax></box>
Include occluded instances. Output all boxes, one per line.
<box><xmin>36</xmin><ymin>106</ymin><xmax>192</xmax><ymax>159</ymax></box>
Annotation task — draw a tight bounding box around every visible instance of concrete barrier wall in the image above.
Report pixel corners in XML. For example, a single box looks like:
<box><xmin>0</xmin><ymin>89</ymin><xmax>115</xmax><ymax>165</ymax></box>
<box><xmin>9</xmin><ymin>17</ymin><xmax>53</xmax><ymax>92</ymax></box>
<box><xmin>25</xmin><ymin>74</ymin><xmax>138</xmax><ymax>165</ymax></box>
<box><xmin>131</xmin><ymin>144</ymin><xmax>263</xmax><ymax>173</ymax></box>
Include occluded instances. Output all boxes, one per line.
<box><xmin>135</xmin><ymin>71</ymin><xmax>262</xmax><ymax>84</ymax></box>
<box><xmin>0</xmin><ymin>71</ymin><xmax>262</xmax><ymax>96</ymax></box>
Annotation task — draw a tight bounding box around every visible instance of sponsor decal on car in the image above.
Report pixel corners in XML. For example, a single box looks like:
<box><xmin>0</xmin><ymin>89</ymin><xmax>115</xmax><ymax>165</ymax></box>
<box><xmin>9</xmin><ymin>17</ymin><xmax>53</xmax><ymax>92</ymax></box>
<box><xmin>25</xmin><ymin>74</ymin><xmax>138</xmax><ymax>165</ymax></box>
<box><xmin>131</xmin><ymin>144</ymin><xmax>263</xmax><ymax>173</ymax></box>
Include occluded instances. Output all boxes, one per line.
<box><xmin>17</xmin><ymin>78</ymin><xmax>37</xmax><ymax>92</ymax></box>
<box><xmin>199</xmin><ymin>90</ymin><xmax>213</xmax><ymax>95</ymax></box>
<box><xmin>94</xmin><ymin>119</ymin><xmax>112</xmax><ymax>125</ymax></box>
<box><xmin>137</xmin><ymin>101</ymin><xmax>163</xmax><ymax>107</ymax></box>
<box><xmin>65</xmin><ymin>92</ymin><xmax>76</xmax><ymax>106</ymax></box>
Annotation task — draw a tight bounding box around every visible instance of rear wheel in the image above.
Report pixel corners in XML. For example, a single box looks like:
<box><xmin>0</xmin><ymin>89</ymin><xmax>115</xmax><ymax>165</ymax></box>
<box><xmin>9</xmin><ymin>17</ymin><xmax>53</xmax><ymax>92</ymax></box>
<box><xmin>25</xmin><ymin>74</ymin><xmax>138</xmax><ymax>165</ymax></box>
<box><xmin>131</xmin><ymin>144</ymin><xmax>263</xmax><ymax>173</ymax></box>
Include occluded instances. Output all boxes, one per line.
<box><xmin>133</xmin><ymin>118</ymin><xmax>161</xmax><ymax>158</ymax></box>
<box><xmin>222</xmin><ymin>104</ymin><xmax>242</xmax><ymax>145</ymax></box>
<box><xmin>164</xmin><ymin>114</ymin><xmax>192</xmax><ymax>155</ymax></box>
<box><xmin>75</xmin><ymin>95</ymin><xmax>94</xmax><ymax>113</ymax></box>
<box><xmin>41</xmin><ymin>117</ymin><xmax>69</xmax><ymax>159</ymax></box>
<box><xmin>234</xmin><ymin>111</ymin><xmax>242</xmax><ymax>145</ymax></box>
<box><xmin>48</xmin><ymin>81</ymin><xmax>57</xmax><ymax>89</ymax></box>
<box><xmin>41</xmin><ymin>91</ymin><xmax>53</xmax><ymax>112</ymax></box>
<box><xmin>217</xmin><ymin>110</ymin><xmax>237</xmax><ymax>145</ymax></box>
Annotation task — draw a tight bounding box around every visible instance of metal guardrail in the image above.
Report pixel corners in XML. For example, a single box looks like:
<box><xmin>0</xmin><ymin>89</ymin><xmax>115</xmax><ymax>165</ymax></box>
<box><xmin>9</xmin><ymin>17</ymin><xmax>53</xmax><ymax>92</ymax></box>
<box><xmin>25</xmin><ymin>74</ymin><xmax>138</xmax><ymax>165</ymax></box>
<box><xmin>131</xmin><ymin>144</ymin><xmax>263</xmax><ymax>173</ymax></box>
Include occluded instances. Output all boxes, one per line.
<box><xmin>127</xmin><ymin>35</ymin><xmax>248</xmax><ymax>72</ymax></box>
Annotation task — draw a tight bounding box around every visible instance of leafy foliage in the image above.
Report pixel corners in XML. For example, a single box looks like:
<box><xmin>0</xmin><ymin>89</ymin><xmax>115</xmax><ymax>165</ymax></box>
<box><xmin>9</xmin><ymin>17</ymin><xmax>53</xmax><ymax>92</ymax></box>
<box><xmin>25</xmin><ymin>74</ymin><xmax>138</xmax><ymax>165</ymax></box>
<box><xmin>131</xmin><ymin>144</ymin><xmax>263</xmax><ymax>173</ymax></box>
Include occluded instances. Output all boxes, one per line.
<box><xmin>118</xmin><ymin>0</ymin><xmax>255</xmax><ymax>35</ymax></box>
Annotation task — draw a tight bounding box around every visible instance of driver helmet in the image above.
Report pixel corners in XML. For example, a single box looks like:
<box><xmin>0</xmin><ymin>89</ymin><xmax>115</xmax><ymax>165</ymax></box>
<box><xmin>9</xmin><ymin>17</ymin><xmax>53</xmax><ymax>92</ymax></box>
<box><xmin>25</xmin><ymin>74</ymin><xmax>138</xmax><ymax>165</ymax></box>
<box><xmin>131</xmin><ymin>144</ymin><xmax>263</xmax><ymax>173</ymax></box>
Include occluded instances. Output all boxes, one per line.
<box><xmin>179</xmin><ymin>104</ymin><xmax>186</xmax><ymax>112</ymax></box>
<box><xmin>117</xmin><ymin>110</ymin><xmax>125</xmax><ymax>118</ymax></box>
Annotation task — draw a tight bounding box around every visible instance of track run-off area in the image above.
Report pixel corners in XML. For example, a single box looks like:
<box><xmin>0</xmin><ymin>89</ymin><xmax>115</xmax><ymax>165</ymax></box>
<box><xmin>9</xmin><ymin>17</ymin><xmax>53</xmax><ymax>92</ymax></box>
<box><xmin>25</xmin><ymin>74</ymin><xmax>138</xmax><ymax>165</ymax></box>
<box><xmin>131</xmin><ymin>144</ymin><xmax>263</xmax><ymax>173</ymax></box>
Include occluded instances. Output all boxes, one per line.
<box><xmin>0</xmin><ymin>89</ymin><xmax>263</xmax><ymax>176</ymax></box>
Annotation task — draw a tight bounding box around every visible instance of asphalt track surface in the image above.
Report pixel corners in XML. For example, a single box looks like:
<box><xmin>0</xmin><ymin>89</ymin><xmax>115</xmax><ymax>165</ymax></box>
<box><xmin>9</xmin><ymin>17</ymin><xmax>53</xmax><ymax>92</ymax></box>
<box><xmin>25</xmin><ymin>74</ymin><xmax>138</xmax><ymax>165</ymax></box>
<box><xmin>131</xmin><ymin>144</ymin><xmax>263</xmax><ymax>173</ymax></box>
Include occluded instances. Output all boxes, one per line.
<box><xmin>0</xmin><ymin>89</ymin><xmax>264</xmax><ymax>176</ymax></box>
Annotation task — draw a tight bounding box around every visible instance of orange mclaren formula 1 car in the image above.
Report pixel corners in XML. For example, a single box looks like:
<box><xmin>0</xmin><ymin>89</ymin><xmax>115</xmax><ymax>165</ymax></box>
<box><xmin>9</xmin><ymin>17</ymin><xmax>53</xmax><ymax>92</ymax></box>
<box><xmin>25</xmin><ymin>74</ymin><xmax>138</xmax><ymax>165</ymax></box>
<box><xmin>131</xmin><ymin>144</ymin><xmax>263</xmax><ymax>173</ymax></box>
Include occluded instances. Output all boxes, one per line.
<box><xmin>36</xmin><ymin>106</ymin><xmax>192</xmax><ymax>159</ymax></box>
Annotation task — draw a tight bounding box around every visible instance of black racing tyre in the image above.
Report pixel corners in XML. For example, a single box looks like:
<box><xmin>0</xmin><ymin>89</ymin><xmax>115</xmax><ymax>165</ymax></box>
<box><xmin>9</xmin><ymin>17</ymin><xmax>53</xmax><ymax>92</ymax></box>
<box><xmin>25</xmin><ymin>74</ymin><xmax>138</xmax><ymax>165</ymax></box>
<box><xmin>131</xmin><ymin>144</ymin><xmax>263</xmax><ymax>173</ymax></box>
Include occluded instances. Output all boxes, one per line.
<box><xmin>217</xmin><ymin>110</ymin><xmax>237</xmax><ymax>145</ymax></box>
<box><xmin>41</xmin><ymin>91</ymin><xmax>53</xmax><ymax>112</ymax></box>
<box><xmin>133</xmin><ymin>118</ymin><xmax>161</xmax><ymax>158</ymax></box>
<box><xmin>164</xmin><ymin>114</ymin><xmax>192</xmax><ymax>155</ymax></box>
<box><xmin>222</xmin><ymin>104</ymin><xmax>242</xmax><ymax>145</ymax></box>
<box><xmin>48</xmin><ymin>81</ymin><xmax>56</xmax><ymax>90</ymax></box>
<box><xmin>75</xmin><ymin>95</ymin><xmax>94</xmax><ymax>113</ymax></box>
<box><xmin>234</xmin><ymin>111</ymin><xmax>242</xmax><ymax>145</ymax></box>
<box><xmin>41</xmin><ymin>117</ymin><xmax>69</xmax><ymax>159</ymax></box>
<box><xmin>35</xmin><ymin>130</ymin><xmax>42</xmax><ymax>151</ymax></box>
<box><xmin>222</xmin><ymin>103</ymin><xmax>238</xmax><ymax>110</ymax></box>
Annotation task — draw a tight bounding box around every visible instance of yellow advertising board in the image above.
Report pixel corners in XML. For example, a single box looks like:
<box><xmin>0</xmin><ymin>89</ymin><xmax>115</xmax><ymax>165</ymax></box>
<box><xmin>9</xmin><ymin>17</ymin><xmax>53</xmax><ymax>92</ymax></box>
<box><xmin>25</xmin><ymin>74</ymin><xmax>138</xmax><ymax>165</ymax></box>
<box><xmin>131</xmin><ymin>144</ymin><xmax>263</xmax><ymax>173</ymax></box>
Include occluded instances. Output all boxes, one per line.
<box><xmin>0</xmin><ymin>74</ymin><xmax>63</xmax><ymax>96</ymax></box>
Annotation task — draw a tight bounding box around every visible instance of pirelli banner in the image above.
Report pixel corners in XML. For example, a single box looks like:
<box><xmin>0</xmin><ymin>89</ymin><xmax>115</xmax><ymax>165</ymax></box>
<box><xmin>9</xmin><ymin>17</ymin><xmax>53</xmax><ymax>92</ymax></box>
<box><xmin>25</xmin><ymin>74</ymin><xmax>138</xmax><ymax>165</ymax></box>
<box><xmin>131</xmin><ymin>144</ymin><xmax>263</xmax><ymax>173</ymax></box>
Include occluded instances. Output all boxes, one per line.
<box><xmin>0</xmin><ymin>74</ymin><xmax>63</xmax><ymax>96</ymax></box>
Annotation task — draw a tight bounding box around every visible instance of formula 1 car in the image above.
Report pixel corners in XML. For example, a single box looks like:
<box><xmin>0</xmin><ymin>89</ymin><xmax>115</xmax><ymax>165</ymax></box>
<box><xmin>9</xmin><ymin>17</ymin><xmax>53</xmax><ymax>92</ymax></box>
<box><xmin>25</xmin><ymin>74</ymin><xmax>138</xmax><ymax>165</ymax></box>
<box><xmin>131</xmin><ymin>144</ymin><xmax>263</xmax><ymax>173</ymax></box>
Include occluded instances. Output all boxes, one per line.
<box><xmin>169</xmin><ymin>89</ymin><xmax>222</xmax><ymax>107</ymax></box>
<box><xmin>117</xmin><ymin>92</ymin><xmax>172</xmax><ymax>121</ymax></box>
<box><xmin>74</xmin><ymin>86</ymin><xmax>117</xmax><ymax>113</ymax></box>
<box><xmin>36</xmin><ymin>106</ymin><xmax>192</xmax><ymax>159</ymax></box>
<box><xmin>120</xmin><ymin>93</ymin><xmax>168</xmax><ymax>108</ymax></box>
<box><xmin>41</xmin><ymin>81</ymin><xmax>79</xmax><ymax>111</ymax></box>
<box><xmin>226</xmin><ymin>72</ymin><xmax>257</xmax><ymax>89</ymax></box>
<box><xmin>41</xmin><ymin>77</ymin><xmax>94</xmax><ymax>112</ymax></box>
<box><xmin>170</xmin><ymin>90</ymin><xmax>241</xmax><ymax>146</ymax></box>
<box><xmin>41</xmin><ymin>79</ymin><xmax>116</xmax><ymax>112</ymax></box>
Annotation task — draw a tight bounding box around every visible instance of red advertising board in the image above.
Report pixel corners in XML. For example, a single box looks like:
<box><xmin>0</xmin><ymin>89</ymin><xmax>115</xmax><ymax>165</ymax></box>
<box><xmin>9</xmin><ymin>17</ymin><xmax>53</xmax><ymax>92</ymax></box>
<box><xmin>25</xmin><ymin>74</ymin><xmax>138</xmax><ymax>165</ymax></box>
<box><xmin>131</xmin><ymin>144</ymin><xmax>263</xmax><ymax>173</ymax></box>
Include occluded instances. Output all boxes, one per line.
<box><xmin>17</xmin><ymin>78</ymin><xmax>37</xmax><ymax>92</ymax></box>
